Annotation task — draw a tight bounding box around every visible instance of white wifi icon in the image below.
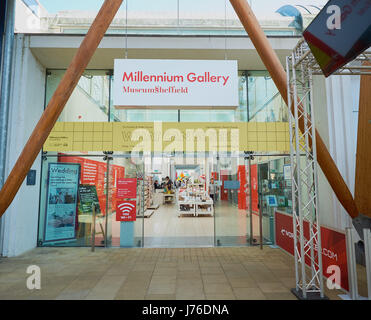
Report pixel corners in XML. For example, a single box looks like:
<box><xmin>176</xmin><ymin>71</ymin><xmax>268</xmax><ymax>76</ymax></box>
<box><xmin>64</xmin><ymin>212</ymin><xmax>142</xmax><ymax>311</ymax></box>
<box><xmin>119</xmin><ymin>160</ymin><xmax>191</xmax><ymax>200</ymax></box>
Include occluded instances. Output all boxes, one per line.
<box><xmin>118</xmin><ymin>202</ymin><xmax>135</xmax><ymax>215</ymax></box>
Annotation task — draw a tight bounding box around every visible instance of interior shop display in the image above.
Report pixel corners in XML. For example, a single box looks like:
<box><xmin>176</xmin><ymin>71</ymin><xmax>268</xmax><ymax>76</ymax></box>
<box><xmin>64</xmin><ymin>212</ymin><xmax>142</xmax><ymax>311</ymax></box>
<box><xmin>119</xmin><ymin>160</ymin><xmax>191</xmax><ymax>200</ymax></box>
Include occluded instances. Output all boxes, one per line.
<box><xmin>143</xmin><ymin>176</ymin><xmax>155</xmax><ymax>217</ymax></box>
<box><xmin>176</xmin><ymin>185</ymin><xmax>214</xmax><ymax>217</ymax></box>
<box><xmin>77</xmin><ymin>184</ymin><xmax>105</xmax><ymax>244</ymax></box>
<box><xmin>163</xmin><ymin>193</ymin><xmax>175</xmax><ymax>204</ymax></box>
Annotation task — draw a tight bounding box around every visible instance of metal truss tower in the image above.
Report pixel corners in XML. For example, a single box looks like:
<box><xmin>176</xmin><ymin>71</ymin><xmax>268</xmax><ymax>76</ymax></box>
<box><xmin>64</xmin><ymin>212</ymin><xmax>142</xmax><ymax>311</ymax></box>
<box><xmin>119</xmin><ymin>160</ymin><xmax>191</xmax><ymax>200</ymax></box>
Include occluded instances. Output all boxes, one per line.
<box><xmin>286</xmin><ymin>39</ymin><xmax>371</xmax><ymax>299</ymax></box>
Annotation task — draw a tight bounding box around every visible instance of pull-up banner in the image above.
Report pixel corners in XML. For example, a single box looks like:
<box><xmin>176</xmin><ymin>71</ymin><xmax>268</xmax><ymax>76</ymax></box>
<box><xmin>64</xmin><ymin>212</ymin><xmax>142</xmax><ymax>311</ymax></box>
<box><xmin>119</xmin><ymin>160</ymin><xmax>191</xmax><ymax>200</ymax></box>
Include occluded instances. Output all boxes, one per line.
<box><xmin>113</xmin><ymin>59</ymin><xmax>239</xmax><ymax>108</ymax></box>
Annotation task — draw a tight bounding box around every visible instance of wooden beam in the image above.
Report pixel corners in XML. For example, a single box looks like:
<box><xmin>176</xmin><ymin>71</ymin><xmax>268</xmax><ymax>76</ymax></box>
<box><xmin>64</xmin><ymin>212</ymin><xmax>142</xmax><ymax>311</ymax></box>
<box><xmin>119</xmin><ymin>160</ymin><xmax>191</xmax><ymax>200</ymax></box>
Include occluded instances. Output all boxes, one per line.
<box><xmin>0</xmin><ymin>0</ymin><xmax>123</xmax><ymax>217</ymax></box>
<box><xmin>355</xmin><ymin>63</ymin><xmax>371</xmax><ymax>218</ymax></box>
<box><xmin>229</xmin><ymin>0</ymin><xmax>359</xmax><ymax>218</ymax></box>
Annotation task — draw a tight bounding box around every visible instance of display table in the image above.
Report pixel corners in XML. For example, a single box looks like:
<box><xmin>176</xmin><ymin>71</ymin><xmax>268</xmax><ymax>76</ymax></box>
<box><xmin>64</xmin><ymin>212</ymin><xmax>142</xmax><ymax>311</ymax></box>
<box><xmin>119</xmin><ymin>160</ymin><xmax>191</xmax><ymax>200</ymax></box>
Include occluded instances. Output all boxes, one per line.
<box><xmin>163</xmin><ymin>193</ymin><xmax>175</xmax><ymax>204</ymax></box>
<box><xmin>195</xmin><ymin>200</ymin><xmax>214</xmax><ymax>216</ymax></box>
<box><xmin>177</xmin><ymin>200</ymin><xmax>196</xmax><ymax>216</ymax></box>
<box><xmin>176</xmin><ymin>192</ymin><xmax>213</xmax><ymax>217</ymax></box>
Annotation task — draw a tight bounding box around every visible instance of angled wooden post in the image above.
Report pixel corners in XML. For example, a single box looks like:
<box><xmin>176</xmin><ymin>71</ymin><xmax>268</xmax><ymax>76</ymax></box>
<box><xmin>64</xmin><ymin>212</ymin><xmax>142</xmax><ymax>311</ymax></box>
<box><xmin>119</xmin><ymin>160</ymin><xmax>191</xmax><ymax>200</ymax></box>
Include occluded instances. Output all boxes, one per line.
<box><xmin>229</xmin><ymin>0</ymin><xmax>359</xmax><ymax>218</ymax></box>
<box><xmin>0</xmin><ymin>0</ymin><xmax>123</xmax><ymax>217</ymax></box>
<box><xmin>355</xmin><ymin>63</ymin><xmax>371</xmax><ymax>218</ymax></box>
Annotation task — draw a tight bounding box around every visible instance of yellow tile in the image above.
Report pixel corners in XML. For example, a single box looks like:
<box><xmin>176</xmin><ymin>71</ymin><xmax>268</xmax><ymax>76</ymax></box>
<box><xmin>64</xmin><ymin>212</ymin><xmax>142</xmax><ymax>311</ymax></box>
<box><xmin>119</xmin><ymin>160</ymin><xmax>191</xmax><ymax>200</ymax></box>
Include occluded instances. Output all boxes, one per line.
<box><xmin>83</xmin><ymin>141</ymin><xmax>93</xmax><ymax>151</ymax></box>
<box><xmin>64</xmin><ymin>122</ymin><xmax>74</xmax><ymax>132</ymax></box>
<box><xmin>266</xmin><ymin>122</ymin><xmax>276</xmax><ymax>131</ymax></box>
<box><xmin>247</xmin><ymin>142</ymin><xmax>258</xmax><ymax>150</ymax></box>
<box><xmin>248</xmin><ymin>131</ymin><xmax>257</xmax><ymax>141</ymax></box>
<box><xmin>276</xmin><ymin>122</ymin><xmax>286</xmax><ymax>132</ymax></box>
<box><xmin>276</xmin><ymin>132</ymin><xmax>287</xmax><ymax>142</ymax></box>
<box><xmin>93</xmin><ymin>122</ymin><xmax>103</xmax><ymax>132</ymax></box>
<box><xmin>93</xmin><ymin>142</ymin><xmax>103</xmax><ymax>151</ymax></box>
<box><xmin>267</xmin><ymin>142</ymin><xmax>277</xmax><ymax>151</ymax></box>
<box><xmin>257</xmin><ymin>123</ymin><xmax>267</xmax><ymax>132</ymax></box>
<box><xmin>103</xmin><ymin>132</ymin><xmax>112</xmax><ymax>142</ymax></box>
<box><xmin>84</xmin><ymin>122</ymin><xmax>94</xmax><ymax>131</ymax></box>
<box><xmin>266</xmin><ymin>132</ymin><xmax>277</xmax><ymax>141</ymax></box>
<box><xmin>276</xmin><ymin>142</ymin><xmax>285</xmax><ymax>151</ymax></box>
<box><xmin>93</xmin><ymin>131</ymin><xmax>102</xmax><ymax>141</ymax></box>
<box><xmin>103</xmin><ymin>142</ymin><xmax>113</xmax><ymax>150</ymax></box>
<box><xmin>247</xmin><ymin>122</ymin><xmax>257</xmax><ymax>132</ymax></box>
<box><xmin>257</xmin><ymin>142</ymin><xmax>267</xmax><ymax>151</ymax></box>
<box><xmin>103</xmin><ymin>122</ymin><xmax>113</xmax><ymax>132</ymax></box>
<box><xmin>74</xmin><ymin>132</ymin><xmax>83</xmax><ymax>141</ymax></box>
<box><xmin>53</xmin><ymin>122</ymin><xmax>64</xmax><ymax>131</ymax></box>
<box><xmin>73</xmin><ymin>142</ymin><xmax>83</xmax><ymax>151</ymax></box>
<box><xmin>257</xmin><ymin>132</ymin><xmax>267</xmax><ymax>142</ymax></box>
<box><xmin>84</xmin><ymin>131</ymin><xmax>93</xmax><ymax>140</ymax></box>
<box><xmin>74</xmin><ymin>122</ymin><xmax>84</xmax><ymax>132</ymax></box>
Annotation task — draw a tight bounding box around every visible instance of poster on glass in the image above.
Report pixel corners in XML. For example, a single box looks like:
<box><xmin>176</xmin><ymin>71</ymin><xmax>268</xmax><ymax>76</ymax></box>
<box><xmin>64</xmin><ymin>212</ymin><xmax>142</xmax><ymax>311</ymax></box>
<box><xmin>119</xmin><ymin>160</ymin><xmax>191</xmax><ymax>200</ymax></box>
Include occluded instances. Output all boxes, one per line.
<box><xmin>44</xmin><ymin>163</ymin><xmax>80</xmax><ymax>242</ymax></box>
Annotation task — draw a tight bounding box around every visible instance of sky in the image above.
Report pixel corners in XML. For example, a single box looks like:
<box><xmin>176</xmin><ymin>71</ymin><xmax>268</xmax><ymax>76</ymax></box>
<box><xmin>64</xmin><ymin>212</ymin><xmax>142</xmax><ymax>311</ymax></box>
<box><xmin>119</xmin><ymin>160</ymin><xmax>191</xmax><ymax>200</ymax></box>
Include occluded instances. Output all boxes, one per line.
<box><xmin>38</xmin><ymin>0</ymin><xmax>329</xmax><ymax>16</ymax></box>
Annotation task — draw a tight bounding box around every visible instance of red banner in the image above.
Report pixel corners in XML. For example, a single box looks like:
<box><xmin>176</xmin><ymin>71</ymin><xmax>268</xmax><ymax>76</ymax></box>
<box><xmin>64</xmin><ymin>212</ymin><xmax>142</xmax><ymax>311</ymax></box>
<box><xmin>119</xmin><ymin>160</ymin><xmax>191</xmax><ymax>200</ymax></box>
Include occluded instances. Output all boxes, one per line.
<box><xmin>117</xmin><ymin>178</ymin><xmax>137</xmax><ymax>199</ymax></box>
<box><xmin>237</xmin><ymin>165</ymin><xmax>247</xmax><ymax>210</ymax></box>
<box><xmin>250</xmin><ymin>164</ymin><xmax>259</xmax><ymax>214</ymax></box>
<box><xmin>58</xmin><ymin>155</ymin><xmax>125</xmax><ymax>214</ymax></box>
<box><xmin>275</xmin><ymin>211</ymin><xmax>349</xmax><ymax>291</ymax></box>
<box><xmin>116</xmin><ymin>200</ymin><xmax>137</xmax><ymax>222</ymax></box>
<box><xmin>220</xmin><ymin>170</ymin><xmax>229</xmax><ymax>201</ymax></box>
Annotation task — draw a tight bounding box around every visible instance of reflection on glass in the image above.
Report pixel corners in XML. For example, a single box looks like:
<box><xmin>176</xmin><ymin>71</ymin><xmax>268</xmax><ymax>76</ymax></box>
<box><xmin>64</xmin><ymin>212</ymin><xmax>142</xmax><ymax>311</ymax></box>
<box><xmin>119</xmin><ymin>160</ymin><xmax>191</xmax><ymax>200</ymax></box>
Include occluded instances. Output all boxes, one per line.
<box><xmin>38</xmin><ymin>154</ymin><xmax>108</xmax><ymax>247</ymax></box>
<box><xmin>247</xmin><ymin>71</ymin><xmax>288</xmax><ymax>123</ymax></box>
<box><xmin>34</xmin><ymin>0</ymin><xmax>299</xmax><ymax>36</ymax></box>
<box><xmin>111</xmin><ymin>109</ymin><xmax>178</xmax><ymax>122</ymax></box>
<box><xmin>46</xmin><ymin>70</ymin><xmax>111</xmax><ymax>122</ymax></box>
<box><xmin>253</xmin><ymin>156</ymin><xmax>292</xmax><ymax>245</ymax></box>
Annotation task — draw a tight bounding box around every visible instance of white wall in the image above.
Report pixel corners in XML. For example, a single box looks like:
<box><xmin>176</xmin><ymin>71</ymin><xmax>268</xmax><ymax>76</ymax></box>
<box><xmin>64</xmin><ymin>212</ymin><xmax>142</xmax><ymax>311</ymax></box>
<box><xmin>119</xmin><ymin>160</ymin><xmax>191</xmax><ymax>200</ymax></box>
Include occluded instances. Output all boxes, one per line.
<box><xmin>59</xmin><ymin>86</ymin><xmax>108</xmax><ymax>122</ymax></box>
<box><xmin>313</xmin><ymin>74</ymin><xmax>360</xmax><ymax>234</ymax></box>
<box><xmin>1</xmin><ymin>34</ymin><xmax>45</xmax><ymax>257</ymax></box>
<box><xmin>15</xmin><ymin>0</ymin><xmax>48</xmax><ymax>33</ymax></box>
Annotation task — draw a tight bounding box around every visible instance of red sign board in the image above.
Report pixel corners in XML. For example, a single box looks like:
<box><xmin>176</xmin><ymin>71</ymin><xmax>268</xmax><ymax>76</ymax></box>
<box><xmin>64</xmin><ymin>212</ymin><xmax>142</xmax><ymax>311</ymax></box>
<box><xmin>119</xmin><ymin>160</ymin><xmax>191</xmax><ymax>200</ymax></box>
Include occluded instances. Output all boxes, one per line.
<box><xmin>275</xmin><ymin>211</ymin><xmax>349</xmax><ymax>291</ymax></box>
<box><xmin>58</xmin><ymin>154</ymin><xmax>125</xmax><ymax>215</ymax></box>
<box><xmin>250</xmin><ymin>164</ymin><xmax>259</xmax><ymax>213</ymax></box>
<box><xmin>116</xmin><ymin>200</ymin><xmax>137</xmax><ymax>221</ymax></box>
<box><xmin>117</xmin><ymin>178</ymin><xmax>137</xmax><ymax>199</ymax></box>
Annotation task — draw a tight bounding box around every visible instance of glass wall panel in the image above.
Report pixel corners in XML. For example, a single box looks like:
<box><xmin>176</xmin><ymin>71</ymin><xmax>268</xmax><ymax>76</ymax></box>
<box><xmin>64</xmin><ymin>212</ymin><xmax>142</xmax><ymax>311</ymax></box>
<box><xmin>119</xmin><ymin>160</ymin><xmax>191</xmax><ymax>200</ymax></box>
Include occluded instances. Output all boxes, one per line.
<box><xmin>251</xmin><ymin>154</ymin><xmax>292</xmax><ymax>245</ymax></box>
<box><xmin>36</xmin><ymin>0</ymin><xmax>299</xmax><ymax>36</ymax></box>
<box><xmin>214</xmin><ymin>154</ymin><xmax>250</xmax><ymax>246</ymax></box>
<box><xmin>38</xmin><ymin>154</ymin><xmax>108</xmax><ymax>247</ymax></box>
<box><xmin>107</xmin><ymin>154</ymin><xmax>144</xmax><ymax>248</ymax></box>
<box><xmin>180</xmin><ymin>110</ymin><xmax>234</xmax><ymax>122</ymax></box>
<box><xmin>46</xmin><ymin>70</ymin><xmax>111</xmax><ymax>122</ymax></box>
<box><xmin>111</xmin><ymin>109</ymin><xmax>178</xmax><ymax>122</ymax></box>
<box><xmin>38</xmin><ymin>152</ymin><xmax>146</xmax><ymax>248</ymax></box>
<box><xmin>247</xmin><ymin>71</ymin><xmax>288</xmax><ymax>123</ymax></box>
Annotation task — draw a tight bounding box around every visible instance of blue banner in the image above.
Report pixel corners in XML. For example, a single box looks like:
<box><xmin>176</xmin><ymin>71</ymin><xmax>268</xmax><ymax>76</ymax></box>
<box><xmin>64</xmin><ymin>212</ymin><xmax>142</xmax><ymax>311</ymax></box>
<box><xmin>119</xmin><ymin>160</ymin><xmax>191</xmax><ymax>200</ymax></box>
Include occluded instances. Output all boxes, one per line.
<box><xmin>223</xmin><ymin>180</ymin><xmax>240</xmax><ymax>190</ymax></box>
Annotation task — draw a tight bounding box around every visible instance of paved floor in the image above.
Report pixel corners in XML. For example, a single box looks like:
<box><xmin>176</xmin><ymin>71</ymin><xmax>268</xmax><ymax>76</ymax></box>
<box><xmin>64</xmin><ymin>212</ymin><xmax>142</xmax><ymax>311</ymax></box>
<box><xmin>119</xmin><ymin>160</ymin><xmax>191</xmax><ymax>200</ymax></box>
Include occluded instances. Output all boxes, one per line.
<box><xmin>0</xmin><ymin>246</ymin><xmax>357</xmax><ymax>300</ymax></box>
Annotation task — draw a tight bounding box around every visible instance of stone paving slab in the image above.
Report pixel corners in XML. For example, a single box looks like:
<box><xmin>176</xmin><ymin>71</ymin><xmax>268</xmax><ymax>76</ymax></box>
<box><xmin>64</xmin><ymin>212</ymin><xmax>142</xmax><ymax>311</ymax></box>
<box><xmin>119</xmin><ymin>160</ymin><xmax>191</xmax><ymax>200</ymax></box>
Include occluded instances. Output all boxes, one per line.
<box><xmin>0</xmin><ymin>246</ymin><xmax>355</xmax><ymax>300</ymax></box>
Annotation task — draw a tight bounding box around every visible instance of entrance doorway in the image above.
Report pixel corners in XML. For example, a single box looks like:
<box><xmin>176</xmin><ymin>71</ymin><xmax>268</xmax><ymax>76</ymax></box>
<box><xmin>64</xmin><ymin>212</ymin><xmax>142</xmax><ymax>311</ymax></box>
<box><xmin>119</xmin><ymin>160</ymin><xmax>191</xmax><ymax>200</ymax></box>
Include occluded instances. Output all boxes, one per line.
<box><xmin>37</xmin><ymin>152</ymin><xmax>292</xmax><ymax>249</ymax></box>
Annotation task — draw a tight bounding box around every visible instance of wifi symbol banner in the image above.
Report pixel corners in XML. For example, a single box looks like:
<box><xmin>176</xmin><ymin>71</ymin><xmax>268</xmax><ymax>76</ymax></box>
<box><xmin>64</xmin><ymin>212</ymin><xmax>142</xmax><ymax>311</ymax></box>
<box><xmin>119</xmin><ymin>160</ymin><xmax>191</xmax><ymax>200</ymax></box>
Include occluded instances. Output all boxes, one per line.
<box><xmin>116</xmin><ymin>200</ymin><xmax>137</xmax><ymax>222</ymax></box>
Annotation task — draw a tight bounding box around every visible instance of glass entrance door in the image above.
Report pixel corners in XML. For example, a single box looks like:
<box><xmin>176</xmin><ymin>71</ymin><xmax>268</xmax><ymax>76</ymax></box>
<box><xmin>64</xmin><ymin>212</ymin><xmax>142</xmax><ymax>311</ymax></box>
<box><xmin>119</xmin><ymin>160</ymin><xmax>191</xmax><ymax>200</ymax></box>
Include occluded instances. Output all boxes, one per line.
<box><xmin>214</xmin><ymin>154</ymin><xmax>250</xmax><ymax>246</ymax></box>
<box><xmin>106</xmin><ymin>153</ymin><xmax>144</xmax><ymax>248</ymax></box>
